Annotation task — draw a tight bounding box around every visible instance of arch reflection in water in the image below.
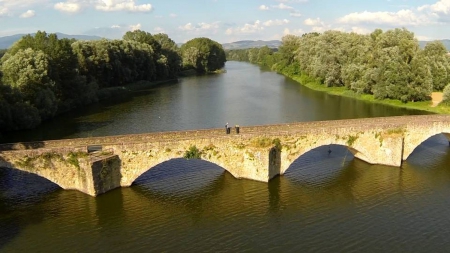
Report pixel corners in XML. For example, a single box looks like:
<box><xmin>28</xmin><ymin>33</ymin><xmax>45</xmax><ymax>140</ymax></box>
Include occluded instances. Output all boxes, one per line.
<box><xmin>0</xmin><ymin>168</ymin><xmax>62</xmax><ymax>250</ymax></box>
<box><xmin>0</xmin><ymin>168</ymin><xmax>61</xmax><ymax>206</ymax></box>
<box><xmin>406</xmin><ymin>134</ymin><xmax>450</xmax><ymax>168</ymax></box>
<box><xmin>283</xmin><ymin>145</ymin><xmax>355</xmax><ymax>187</ymax></box>
<box><xmin>132</xmin><ymin>158</ymin><xmax>226</xmax><ymax>197</ymax></box>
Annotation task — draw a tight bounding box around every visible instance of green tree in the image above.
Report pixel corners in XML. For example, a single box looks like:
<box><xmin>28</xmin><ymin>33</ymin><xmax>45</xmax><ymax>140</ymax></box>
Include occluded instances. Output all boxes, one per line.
<box><xmin>7</xmin><ymin>31</ymin><xmax>97</xmax><ymax>111</ymax></box>
<box><xmin>123</xmin><ymin>30</ymin><xmax>182</xmax><ymax>79</ymax></box>
<box><xmin>154</xmin><ymin>33</ymin><xmax>182</xmax><ymax>77</ymax></box>
<box><xmin>1</xmin><ymin>48</ymin><xmax>58</xmax><ymax>119</ymax></box>
<box><xmin>442</xmin><ymin>84</ymin><xmax>450</xmax><ymax>104</ymax></box>
<box><xmin>180</xmin><ymin>37</ymin><xmax>226</xmax><ymax>73</ymax></box>
<box><xmin>423</xmin><ymin>41</ymin><xmax>450</xmax><ymax>91</ymax></box>
<box><xmin>123</xmin><ymin>30</ymin><xmax>161</xmax><ymax>52</ymax></box>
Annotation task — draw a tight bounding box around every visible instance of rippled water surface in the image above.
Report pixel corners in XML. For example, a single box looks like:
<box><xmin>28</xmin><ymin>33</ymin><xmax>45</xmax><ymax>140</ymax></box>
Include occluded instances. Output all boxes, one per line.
<box><xmin>1</xmin><ymin>62</ymin><xmax>449</xmax><ymax>252</ymax></box>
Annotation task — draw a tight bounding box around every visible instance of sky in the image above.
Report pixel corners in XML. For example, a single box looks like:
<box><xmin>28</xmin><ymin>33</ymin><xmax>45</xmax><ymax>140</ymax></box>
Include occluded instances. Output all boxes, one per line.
<box><xmin>1</xmin><ymin>0</ymin><xmax>450</xmax><ymax>43</ymax></box>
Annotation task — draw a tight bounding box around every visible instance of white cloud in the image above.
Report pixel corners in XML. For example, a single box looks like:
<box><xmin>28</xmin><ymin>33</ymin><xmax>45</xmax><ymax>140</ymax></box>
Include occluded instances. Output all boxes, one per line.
<box><xmin>259</xmin><ymin>5</ymin><xmax>269</xmax><ymax>10</ymax></box>
<box><xmin>54</xmin><ymin>0</ymin><xmax>153</xmax><ymax>13</ymax></box>
<box><xmin>54</xmin><ymin>2</ymin><xmax>81</xmax><ymax>13</ymax></box>
<box><xmin>277</xmin><ymin>0</ymin><xmax>308</xmax><ymax>2</ymax></box>
<box><xmin>415</xmin><ymin>35</ymin><xmax>434</xmax><ymax>41</ymax></box>
<box><xmin>349</xmin><ymin>26</ymin><xmax>371</xmax><ymax>34</ymax></box>
<box><xmin>129</xmin><ymin>23</ymin><xmax>141</xmax><ymax>31</ymax></box>
<box><xmin>418</xmin><ymin>0</ymin><xmax>450</xmax><ymax>14</ymax></box>
<box><xmin>272</xmin><ymin>3</ymin><xmax>294</xmax><ymax>10</ymax></box>
<box><xmin>19</xmin><ymin>9</ymin><xmax>35</xmax><ymax>18</ymax></box>
<box><xmin>1</xmin><ymin>0</ymin><xmax>48</xmax><ymax>9</ymax></box>
<box><xmin>169</xmin><ymin>13</ymin><xmax>177</xmax><ymax>18</ymax></box>
<box><xmin>179</xmin><ymin>21</ymin><xmax>220</xmax><ymax>33</ymax></box>
<box><xmin>290</xmin><ymin>10</ymin><xmax>301</xmax><ymax>17</ymax></box>
<box><xmin>95</xmin><ymin>0</ymin><xmax>152</xmax><ymax>12</ymax></box>
<box><xmin>0</xmin><ymin>7</ymin><xmax>10</xmax><ymax>17</ymax></box>
<box><xmin>304</xmin><ymin>17</ymin><xmax>323</xmax><ymax>26</ymax></box>
<box><xmin>311</xmin><ymin>26</ymin><xmax>327</xmax><ymax>33</ymax></box>
<box><xmin>283</xmin><ymin>28</ymin><xmax>304</xmax><ymax>36</ymax></box>
<box><xmin>225</xmin><ymin>20</ymin><xmax>264</xmax><ymax>35</ymax></box>
<box><xmin>263</xmin><ymin>19</ymin><xmax>289</xmax><ymax>26</ymax></box>
<box><xmin>179</xmin><ymin>23</ymin><xmax>194</xmax><ymax>31</ymax></box>
<box><xmin>338</xmin><ymin>9</ymin><xmax>429</xmax><ymax>26</ymax></box>
<box><xmin>154</xmin><ymin>27</ymin><xmax>165</xmax><ymax>33</ymax></box>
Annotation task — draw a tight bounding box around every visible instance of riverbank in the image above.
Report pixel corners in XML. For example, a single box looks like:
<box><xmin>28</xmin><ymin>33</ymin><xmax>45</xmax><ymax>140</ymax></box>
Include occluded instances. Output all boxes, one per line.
<box><xmin>283</xmin><ymin>71</ymin><xmax>450</xmax><ymax>115</ymax></box>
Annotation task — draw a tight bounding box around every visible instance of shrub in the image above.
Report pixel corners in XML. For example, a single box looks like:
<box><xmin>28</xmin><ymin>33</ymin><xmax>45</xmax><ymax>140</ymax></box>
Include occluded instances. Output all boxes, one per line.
<box><xmin>184</xmin><ymin>145</ymin><xmax>202</xmax><ymax>159</ymax></box>
<box><xmin>442</xmin><ymin>84</ymin><xmax>450</xmax><ymax>105</ymax></box>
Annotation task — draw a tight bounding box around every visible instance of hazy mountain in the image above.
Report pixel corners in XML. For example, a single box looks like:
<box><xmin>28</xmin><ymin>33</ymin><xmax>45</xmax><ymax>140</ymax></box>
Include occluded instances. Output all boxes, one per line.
<box><xmin>419</xmin><ymin>39</ymin><xmax>450</xmax><ymax>50</ymax></box>
<box><xmin>221</xmin><ymin>39</ymin><xmax>450</xmax><ymax>51</ymax></box>
<box><xmin>222</xmin><ymin>40</ymin><xmax>281</xmax><ymax>50</ymax></box>
<box><xmin>0</xmin><ymin>33</ymin><xmax>103</xmax><ymax>49</ymax></box>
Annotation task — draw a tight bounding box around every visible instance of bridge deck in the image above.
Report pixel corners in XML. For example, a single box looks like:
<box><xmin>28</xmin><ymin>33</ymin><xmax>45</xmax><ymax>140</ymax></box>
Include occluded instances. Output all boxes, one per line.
<box><xmin>1</xmin><ymin>115</ymin><xmax>448</xmax><ymax>151</ymax></box>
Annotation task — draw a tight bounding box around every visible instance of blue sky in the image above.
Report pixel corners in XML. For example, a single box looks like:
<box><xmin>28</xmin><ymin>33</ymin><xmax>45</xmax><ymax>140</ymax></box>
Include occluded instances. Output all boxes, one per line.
<box><xmin>1</xmin><ymin>0</ymin><xmax>450</xmax><ymax>43</ymax></box>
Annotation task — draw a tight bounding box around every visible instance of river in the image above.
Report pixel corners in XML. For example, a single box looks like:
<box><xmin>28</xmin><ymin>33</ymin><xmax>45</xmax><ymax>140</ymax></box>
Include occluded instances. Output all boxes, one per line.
<box><xmin>1</xmin><ymin>61</ymin><xmax>449</xmax><ymax>252</ymax></box>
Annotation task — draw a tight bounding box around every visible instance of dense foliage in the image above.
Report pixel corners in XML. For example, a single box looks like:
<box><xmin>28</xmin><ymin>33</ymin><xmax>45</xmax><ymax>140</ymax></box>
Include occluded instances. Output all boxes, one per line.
<box><xmin>180</xmin><ymin>37</ymin><xmax>226</xmax><ymax>73</ymax></box>
<box><xmin>226</xmin><ymin>28</ymin><xmax>450</xmax><ymax>103</ymax></box>
<box><xmin>0</xmin><ymin>30</ymin><xmax>225</xmax><ymax>132</ymax></box>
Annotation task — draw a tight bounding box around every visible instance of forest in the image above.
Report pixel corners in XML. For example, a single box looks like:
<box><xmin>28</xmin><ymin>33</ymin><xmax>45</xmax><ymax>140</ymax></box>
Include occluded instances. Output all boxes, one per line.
<box><xmin>0</xmin><ymin>31</ymin><xmax>226</xmax><ymax>132</ymax></box>
<box><xmin>226</xmin><ymin>28</ymin><xmax>450</xmax><ymax>105</ymax></box>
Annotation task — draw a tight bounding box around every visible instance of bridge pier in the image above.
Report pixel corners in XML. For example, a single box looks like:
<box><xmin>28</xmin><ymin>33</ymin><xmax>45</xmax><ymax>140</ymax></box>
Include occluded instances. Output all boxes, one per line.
<box><xmin>0</xmin><ymin>149</ymin><xmax>122</xmax><ymax>196</ymax></box>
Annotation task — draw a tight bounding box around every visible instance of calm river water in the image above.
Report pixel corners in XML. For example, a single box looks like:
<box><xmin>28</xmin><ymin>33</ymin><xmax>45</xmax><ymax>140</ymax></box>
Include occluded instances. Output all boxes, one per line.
<box><xmin>1</xmin><ymin>61</ymin><xmax>449</xmax><ymax>252</ymax></box>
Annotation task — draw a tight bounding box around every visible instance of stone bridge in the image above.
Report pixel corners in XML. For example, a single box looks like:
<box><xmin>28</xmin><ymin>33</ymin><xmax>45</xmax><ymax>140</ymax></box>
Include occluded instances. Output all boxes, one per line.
<box><xmin>0</xmin><ymin>115</ymin><xmax>449</xmax><ymax>196</ymax></box>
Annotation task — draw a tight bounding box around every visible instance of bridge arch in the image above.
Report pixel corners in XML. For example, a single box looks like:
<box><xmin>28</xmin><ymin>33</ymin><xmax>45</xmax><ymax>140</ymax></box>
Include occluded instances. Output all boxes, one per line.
<box><xmin>127</xmin><ymin>157</ymin><xmax>231</xmax><ymax>187</ymax></box>
<box><xmin>132</xmin><ymin>158</ymin><xmax>227</xmax><ymax>197</ymax></box>
<box><xmin>282</xmin><ymin>144</ymin><xmax>354</xmax><ymax>177</ymax></box>
<box><xmin>280</xmin><ymin>137</ymin><xmax>373</xmax><ymax>175</ymax></box>
<box><xmin>403</xmin><ymin>133</ymin><xmax>450</xmax><ymax>161</ymax></box>
<box><xmin>0</xmin><ymin>166</ymin><xmax>61</xmax><ymax>195</ymax></box>
<box><xmin>0</xmin><ymin>160</ymin><xmax>77</xmax><ymax>192</ymax></box>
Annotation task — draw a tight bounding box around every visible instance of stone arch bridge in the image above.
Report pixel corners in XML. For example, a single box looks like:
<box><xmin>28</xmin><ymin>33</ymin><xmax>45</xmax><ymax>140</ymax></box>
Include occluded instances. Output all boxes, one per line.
<box><xmin>0</xmin><ymin>115</ymin><xmax>449</xmax><ymax>196</ymax></box>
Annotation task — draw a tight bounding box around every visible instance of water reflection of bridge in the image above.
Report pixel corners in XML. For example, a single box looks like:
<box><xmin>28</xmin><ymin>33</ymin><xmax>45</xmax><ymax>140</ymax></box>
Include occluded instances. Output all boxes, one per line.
<box><xmin>1</xmin><ymin>138</ymin><xmax>449</xmax><ymax>251</ymax></box>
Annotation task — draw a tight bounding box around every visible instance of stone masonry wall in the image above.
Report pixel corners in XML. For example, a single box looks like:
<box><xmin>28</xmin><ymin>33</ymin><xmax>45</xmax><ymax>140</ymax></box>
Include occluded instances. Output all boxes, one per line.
<box><xmin>1</xmin><ymin>115</ymin><xmax>450</xmax><ymax>196</ymax></box>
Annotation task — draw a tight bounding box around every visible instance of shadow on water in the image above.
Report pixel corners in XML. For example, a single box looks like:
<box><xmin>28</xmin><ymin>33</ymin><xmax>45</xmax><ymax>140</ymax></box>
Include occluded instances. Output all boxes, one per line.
<box><xmin>284</xmin><ymin>145</ymin><xmax>356</xmax><ymax>187</ymax></box>
<box><xmin>0</xmin><ymin>168</ymin><xmax>61</xmax><ymax>250</ymax></box>
<box><xmin>131</xmin><ymin>158</ymin><xmax>228</xmax><ymax>215</ymax></box>
<box><xmin>402</xmin><ymin>134</ymin><xmax>450</xmax><ymax>185</ymax></box>
<box><xmin>406</xmin><ymin>134</ymin><xmax>450</xmax><ymax>169</ymax></box>
<box><xmin>133</xmin><ymin>158</ymin><xmax>226</xmax><ymax>195</ymax></box>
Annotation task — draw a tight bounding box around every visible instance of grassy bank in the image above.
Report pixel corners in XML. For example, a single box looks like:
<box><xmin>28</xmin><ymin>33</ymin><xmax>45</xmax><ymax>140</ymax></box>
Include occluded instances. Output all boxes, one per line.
<box><xmin>284</xmin><ymin>71</ymin><xmax>450</xmax><ymax>115</ymax></box>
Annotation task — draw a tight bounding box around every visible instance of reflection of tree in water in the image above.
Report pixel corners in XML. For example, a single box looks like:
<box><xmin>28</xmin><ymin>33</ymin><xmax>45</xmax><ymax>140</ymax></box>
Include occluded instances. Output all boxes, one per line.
<box><xmin>0</xmin><ymin>168</ymin><xmax>62</xmax><ymax>250</ymax></box>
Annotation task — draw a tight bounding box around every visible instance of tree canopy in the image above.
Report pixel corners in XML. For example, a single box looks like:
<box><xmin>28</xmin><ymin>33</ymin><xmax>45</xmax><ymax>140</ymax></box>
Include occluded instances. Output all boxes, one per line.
<box><xmin>226</xmin><ymin>28</ymin><xmax>450</xmax><ymax>103</ymax></box>
<box><xmin>0</xmin><ymin>30</ymin><xmax>226</xmax><ymax>132</ymax></box>
<box><xmin>180</xmin><ymin>37</ymin><xmax>226</xmax><ymax>73</ymax></box>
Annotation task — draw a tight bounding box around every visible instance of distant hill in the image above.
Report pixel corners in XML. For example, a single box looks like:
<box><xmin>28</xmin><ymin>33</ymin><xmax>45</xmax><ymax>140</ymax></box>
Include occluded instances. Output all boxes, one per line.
<box><xmin>222</xmin><ymin>40</ymin><xmax>281</xmax><ymax>50</ymax></box>
<box><xmin>221</xmin><ymin>39</ymin><xmax>450</xmax><ymax>51</ymax></box>
<box><xmin>0</xmin><ymin>33</ymin><xmax>103</xmax><ymax>49</ymax></box>
<box><xmin>419</xmin><ymin>39</ymin><xmax>450</xmax><ymax>51</ymax></box>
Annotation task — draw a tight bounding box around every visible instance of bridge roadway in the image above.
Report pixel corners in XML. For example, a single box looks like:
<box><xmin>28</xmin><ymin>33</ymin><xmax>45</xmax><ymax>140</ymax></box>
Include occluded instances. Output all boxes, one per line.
<box><xmin>1</xmin><ymin>114</ymin><xmax>449</xmax><ymax>150</ymax></box>
<box><xmin>0</xmin><ymin>115</ymin><xmax>449</xmax><ymax>196</ymax></box>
